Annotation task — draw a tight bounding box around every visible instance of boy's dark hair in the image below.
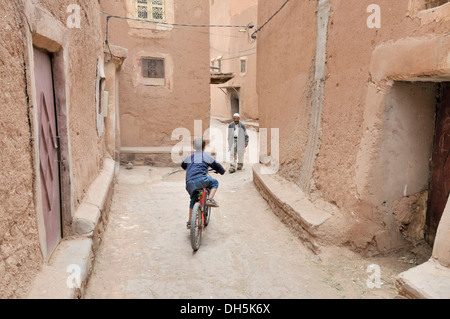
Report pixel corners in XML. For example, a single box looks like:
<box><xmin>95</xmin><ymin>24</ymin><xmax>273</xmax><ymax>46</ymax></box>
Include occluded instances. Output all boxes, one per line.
<box><xmin>193</xmin><ymin>138</ymin><xmax>206</xmax><ymax>151</ymax></box>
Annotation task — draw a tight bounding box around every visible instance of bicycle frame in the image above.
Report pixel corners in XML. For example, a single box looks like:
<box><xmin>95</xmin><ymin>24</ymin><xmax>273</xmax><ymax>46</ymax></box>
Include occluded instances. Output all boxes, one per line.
<box><xmin>196</xmin><ymin>188</ymin><xmax>209</xmax><ymax>227</ymax></box>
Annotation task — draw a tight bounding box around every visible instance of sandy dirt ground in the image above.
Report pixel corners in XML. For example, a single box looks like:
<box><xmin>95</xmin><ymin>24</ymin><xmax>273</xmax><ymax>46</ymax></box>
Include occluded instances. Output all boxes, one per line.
<box><xmin>84</xmin><ymin>119</ymin><xmax>417</xmax><ymax>299</ymax></box>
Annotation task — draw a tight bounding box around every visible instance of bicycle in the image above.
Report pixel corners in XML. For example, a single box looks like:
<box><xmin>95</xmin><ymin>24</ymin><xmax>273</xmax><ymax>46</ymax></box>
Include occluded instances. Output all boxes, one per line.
<box><xmin>190</xmin><ymin>170</ymin><xmax>216</xmax><ymax>251</ymax></box>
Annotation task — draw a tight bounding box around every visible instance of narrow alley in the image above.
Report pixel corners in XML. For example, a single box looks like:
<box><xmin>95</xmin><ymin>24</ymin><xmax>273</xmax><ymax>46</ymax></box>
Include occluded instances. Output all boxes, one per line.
<box><xmin>2</xmin><ymin>0</ymin><xmax>450</xmax><ymax>301</ymax></box>
<box><xmin>84</xmin><ymin>120</ymin><xmax>413</xmax><ymax>299</ymax></box>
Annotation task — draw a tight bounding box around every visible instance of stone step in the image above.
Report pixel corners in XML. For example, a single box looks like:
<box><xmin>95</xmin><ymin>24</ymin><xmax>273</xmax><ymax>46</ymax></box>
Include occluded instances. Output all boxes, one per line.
<box><xmin>27</xmin><ymin>238</ymin><xmax>93</xmax><ymax>299</ymax></box>
<box><xmin>396</xmin><ymin>258</ymin><xmax>450</xmax><ymax>299</ymax></box>
<box><xmin>252</xmin><ymin>164</ymin><xmax>334</xmax><ymax>253</ymax></box>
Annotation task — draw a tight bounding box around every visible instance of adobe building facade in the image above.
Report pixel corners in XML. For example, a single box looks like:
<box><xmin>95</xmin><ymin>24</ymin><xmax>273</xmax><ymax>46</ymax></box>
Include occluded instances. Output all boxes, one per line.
<box><xmin>100</xmin><ymin>0</ymin><xmax>211</xmax><ymax>166</ymax></box>
<box><xmin>256</xmin><ymin>0</ymin><xmax>450</xmax><ymax>272</ymax></box>
<box><xmin>210</xmin><ymin>0</ymin><xmax>258</xmax><ymax>121</ymax></box>
<box><xmin>0</xmin><ymin>0</ymin><xmax>109</xmax><ymax>298</ymax></box>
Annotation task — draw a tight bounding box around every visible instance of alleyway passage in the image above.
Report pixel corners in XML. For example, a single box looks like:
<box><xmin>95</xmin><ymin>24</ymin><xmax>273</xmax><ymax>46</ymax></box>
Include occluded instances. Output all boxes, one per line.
<box><xmin>84</xmin><ymin>120</ymin><xmax>414</xmax><ymax>299</ymax></box>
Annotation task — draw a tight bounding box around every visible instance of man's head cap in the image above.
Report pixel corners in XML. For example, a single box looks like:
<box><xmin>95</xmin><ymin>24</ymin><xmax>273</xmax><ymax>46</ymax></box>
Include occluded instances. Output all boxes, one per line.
<box><xmin>233</xmin><ymin>113</ymin><xmax>240</xmax><ymax>118</ymax></box>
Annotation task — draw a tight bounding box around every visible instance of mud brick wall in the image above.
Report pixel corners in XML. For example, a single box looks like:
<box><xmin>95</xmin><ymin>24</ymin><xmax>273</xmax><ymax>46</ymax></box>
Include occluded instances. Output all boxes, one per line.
<box><xmin>0</xmin><ymin>0</ymin><xmax>105</xmax><ymax>298</ymax></box>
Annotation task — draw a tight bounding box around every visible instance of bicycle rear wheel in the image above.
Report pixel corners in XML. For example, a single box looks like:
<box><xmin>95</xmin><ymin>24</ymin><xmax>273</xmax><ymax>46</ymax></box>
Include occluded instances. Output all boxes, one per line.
<box><xmin>190</xmin><ymin>202</ymin><xmax>202</xmax><ymax>251</ymax></box>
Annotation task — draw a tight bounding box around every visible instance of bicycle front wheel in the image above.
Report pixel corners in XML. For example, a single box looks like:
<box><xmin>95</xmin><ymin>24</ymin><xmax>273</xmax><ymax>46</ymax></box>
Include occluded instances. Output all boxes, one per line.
<box><xmin>190</xmin><ymin>202</ymin><xmax>202</xmax><ymax>251</ymax></box>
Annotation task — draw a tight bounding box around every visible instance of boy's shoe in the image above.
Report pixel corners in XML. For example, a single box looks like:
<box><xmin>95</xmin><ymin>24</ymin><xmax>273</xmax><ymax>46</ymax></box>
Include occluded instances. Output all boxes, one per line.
<box><xmin>229</xmin><ymin>168</ymin><xmax>236</xmax><ymax>174</ymax></box>
<box><xmin>237</xmin><ymin>164</ymin><xmax>243</xmax><ymax>170</ymax></box>
<box><xmin>206</xmin><ymin>198</ymin><xmax>219</xmax><ymax>207</ymax></box>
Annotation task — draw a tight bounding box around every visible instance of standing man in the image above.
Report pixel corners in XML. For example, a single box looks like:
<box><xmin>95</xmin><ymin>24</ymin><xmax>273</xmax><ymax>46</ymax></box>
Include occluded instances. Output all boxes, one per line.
<box><xmin>228</xmin><ymin>113</ymin><xmax>249</xmax><ymax>173</ymax></box>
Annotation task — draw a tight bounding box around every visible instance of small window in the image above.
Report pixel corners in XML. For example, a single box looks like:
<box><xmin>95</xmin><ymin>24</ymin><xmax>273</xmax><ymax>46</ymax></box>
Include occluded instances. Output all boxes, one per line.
<box><xmin>240</xmin><ymin>57</ymin><xmax>248</xmax><ymax>75</ymax></box>
<box><xmin>135</xmin><ymin>0</ymin><xmax>165</xmax><ymax>22</ymax></box>
<box><xmin>241</xmin><ymin>60</ymin><xmax>247</xmax><ymax>74</ymax></box>
<box><xmin>142</xmin><ymin>58</ymin><xmax>165</xmax><ymax>79</ymax></box>
<box><xmin>217</xmin><ymin>58</ymin><xmax>222</xmax><ymax>73</ymax></box>
<box><xmin>424</xmin><ymin>0</ymin><xmax>449</xmax><ymax>8</ymax></box>
<box><xmin>141</xmin><ymin>58</ymin><xmax>165</xmax><ymax>86</ymax></box>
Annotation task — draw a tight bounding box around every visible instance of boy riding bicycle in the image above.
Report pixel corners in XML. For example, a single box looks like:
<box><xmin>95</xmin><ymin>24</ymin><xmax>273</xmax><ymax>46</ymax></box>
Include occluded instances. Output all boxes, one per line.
<box><xmin>181</xmin><ymin>138</ymin><xmax>225</xmax><ymax>229</ymax></box>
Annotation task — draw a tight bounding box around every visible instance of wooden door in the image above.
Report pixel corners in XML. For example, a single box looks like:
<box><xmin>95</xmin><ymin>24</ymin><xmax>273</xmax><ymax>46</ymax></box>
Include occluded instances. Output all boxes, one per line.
<box><xmin>33</xmin><ymin>47</ymin><xmax>61</xmax><ymax>256</ymax></box>
<box><xmin>427</xmin><ymin>83</ymin><xmax>450</xmax><ymax>246</ymax></box>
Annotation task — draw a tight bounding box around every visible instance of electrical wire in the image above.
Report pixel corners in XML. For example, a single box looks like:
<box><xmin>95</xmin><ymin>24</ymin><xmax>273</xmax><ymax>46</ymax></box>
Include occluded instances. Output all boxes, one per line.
<box><xmin>251</xmin><ymin>0</ymin><xmax>290</xmax><ymax>40</ymax></box>
<box><xmin>210</xmin><ymin>46</ymin><xmax>256</xmax><ymax>55</ymax></box>
<box><xmin>101</xmin><ymin>11</ymin><xmax>248</xmax><ymax>28</ymax></box>
<box><xmin>221</xmin><ymin>52</ymin><xmax>256</xmax><ymax>61</ymax></box>
<box><xmin>156</xmin><ymin>23</ymin><xmax>247</xmax><ymax>38</ymax></box>
<box><xmin>103</xmin><ymin>12</ymin><xmax>254</xmax><ymax>62</ymax></box>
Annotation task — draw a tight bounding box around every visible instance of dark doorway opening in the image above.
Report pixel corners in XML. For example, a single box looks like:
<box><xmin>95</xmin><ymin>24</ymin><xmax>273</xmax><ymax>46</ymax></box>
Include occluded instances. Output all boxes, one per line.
<box><xmin>426</xmin><ymin>82</ymin><xmax>450</xmax><ymax>246</ymax></box>
<box><xmin>380</xmin><ymin>81</ymin><xmax>450</xmax><ymax>248</ymax></box>
<box><xmin>231</xmin><ymin>97</ymin><xmax>240</xmax><ymax>116</ymax></box>
<box><xmin>227</xmin><ymin>87</ymin><xmax>240</xmax><ymax>118</ymax></box>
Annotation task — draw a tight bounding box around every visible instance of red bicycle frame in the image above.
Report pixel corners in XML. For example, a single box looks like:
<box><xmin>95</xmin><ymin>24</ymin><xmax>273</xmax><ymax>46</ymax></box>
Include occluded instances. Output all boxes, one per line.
<box><xmin>197</xmin><ymin>188</ymin><xmax>208</xmax><ymax>227</ymax></box>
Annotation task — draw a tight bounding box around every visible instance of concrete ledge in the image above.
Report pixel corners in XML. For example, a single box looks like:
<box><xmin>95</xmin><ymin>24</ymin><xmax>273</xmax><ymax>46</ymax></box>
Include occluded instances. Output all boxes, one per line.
<box><xmin>27</xmin><ymin>238</ymin><xmax>93</xmax><ymax>299</ymax></box>
<box><xmin>253</xmin><ymin>164</ymin><xmax>333</xmax><ymax>253</ymax></box>
<box><xmin>121</xmin><ymin>147</ymin><xmax>174</xmax><ymax>154</ymax></box>
<box><xmin>72</xmin><ymin>157</ymin><xmax>115</xmax><ymax>240</ymax></box>
<box><xmin>72</xmin><ymin>203</ymin><xmax>101</xmax><ymax>236</ymax></box>
<box><xmin>84</xmin><ymin>158</ymin><xmax>116</xmax><ymax>209</ymax></box>
<box><xmin>120</xmin><ymin>147</ymin><xmax>178</xmax><ymax>167</ymax></box>
<box><xmin>396</xmin><ymin>258</ymin><xmax>450</xmax><ymax>299</ymax></box>
<box><xmin>28</xmin><ymin>158</ymin><xmax>116</xmax><ymax>299</ymax></box>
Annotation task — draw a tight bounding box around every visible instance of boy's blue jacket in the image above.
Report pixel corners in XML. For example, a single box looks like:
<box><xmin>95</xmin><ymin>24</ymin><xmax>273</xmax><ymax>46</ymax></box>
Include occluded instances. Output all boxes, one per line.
<box><xmin>181</xmin><ymin>151</ymin><xmax>225</xmax><ymax>182</ymax></box>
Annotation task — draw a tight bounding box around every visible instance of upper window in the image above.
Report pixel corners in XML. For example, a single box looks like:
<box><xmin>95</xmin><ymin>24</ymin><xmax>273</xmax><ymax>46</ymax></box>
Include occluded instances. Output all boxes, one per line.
<box><xmin>135</xmin><ymin>0</ymin><xmax>166</xmax><ymax>22</ymax></box>
<box><xmin>241</xmin><ymin>60</ymin><xmax>247</xmax><ymax>74</ymax></box>
<box><xmin>424</xmin><ymin>0</ymin><xmax>449</xmax><ymax>8</ymax></box>
<box><xmin>240</xmin><ymin>57</ymin><xmax>248</xmax><ymax>75</ymax></box>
